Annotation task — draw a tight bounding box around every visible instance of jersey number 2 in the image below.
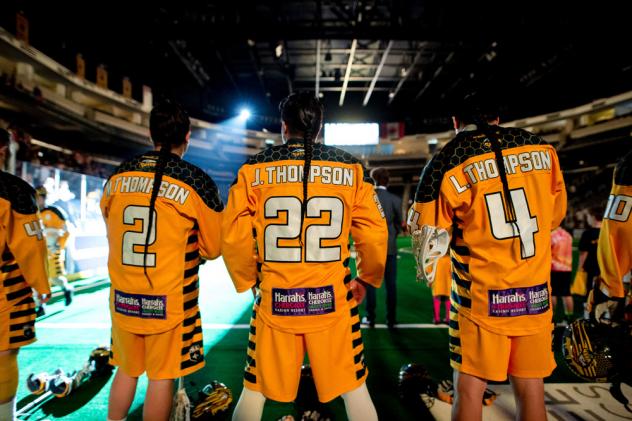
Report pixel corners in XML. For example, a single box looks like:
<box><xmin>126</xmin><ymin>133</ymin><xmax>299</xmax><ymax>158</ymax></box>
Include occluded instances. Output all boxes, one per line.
<box><xmin>264</xmin><ymin>196</ymin><xmax>343</xmax><ymax>262</ymax></box>
<box><xmin>122</xmin><ymin>205</ymin><xmax>157</xmax><ymax>267</ymax></box>
<box><xmin>485</xmin><ymin>188</ymin><xmax>538</xmax><ymax>259</ymax></box>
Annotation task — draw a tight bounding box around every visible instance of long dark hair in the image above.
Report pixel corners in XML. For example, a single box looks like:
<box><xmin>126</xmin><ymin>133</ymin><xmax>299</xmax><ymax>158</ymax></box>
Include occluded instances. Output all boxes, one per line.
<box><xmin>145</xmin><ymin>100</ymin><xmax>190</xmax><ymax>286</ymax></box>
<box><xmin>279</xmin><ymin>92</ymin><xmax>324</xmax><ymax>244</ymax></box>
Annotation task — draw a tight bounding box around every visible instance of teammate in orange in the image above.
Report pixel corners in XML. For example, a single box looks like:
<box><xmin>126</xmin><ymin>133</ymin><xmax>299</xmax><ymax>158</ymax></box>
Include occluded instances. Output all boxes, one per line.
<box><xmin>222</xmin><ymin>92</ymin><xmax>387</xmax><ymax>421</ymax></box>
<box><xmin>591</xmin><ymin>150</ymin><xmax>632</xmax><ymax>322</ymax></box>
<box><xmin>0</xmin><ymin>128</ymin><xmax>50</xmax><ymax>421</ymax></box>
<box><xmin>101</xmin><ymin>101</ymin><xmax>223</xmax><ymax>421</ymax></box>
<box><xmin>408</xmin><ymin>93</ymin><xmax>566</xmax><ymax>421</ymax></box>
<box><xmin>35</xmin><ymin>186</ymin><xmax>73</xmax><ymax>310</ymax></box>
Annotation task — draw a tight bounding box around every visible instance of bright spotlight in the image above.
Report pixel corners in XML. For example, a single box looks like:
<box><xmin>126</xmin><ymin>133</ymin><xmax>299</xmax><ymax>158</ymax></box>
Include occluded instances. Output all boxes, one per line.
<box><xmin>239</xmin><ymin>109</ymin><xmax>251</xmax><ymax>120</ymax></box>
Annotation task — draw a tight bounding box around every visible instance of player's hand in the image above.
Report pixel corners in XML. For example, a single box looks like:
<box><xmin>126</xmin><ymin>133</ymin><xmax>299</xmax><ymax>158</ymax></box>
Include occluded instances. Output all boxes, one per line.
<box><xmin>590</xmin><ymin>286</ymin><xmax>624</xmax><ymax>326</ymax></box>
<box><xmin>40</xmin><ymin>293</ymin><xmax>51</xmax><ymax>304</ymax></box>
<box><xmin>349</xmin><ymin>278</ymin><xmax>368</xmax><ymax>304</ymax></box>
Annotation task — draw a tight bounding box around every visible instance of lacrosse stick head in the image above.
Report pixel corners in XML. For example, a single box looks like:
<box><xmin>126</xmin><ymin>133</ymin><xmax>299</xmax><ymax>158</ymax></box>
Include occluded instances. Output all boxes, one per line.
<box><xmin>412</xmin><ymin>225</ymin><xmax>450</xmax><ymax>285</ymax></box>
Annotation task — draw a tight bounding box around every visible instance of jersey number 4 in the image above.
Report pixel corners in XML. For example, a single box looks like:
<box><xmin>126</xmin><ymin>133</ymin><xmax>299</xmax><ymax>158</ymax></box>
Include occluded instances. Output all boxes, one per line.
<box><xmin>485</xmin><ymin>188</ymin><xmax>539</xmax><ymax>259</ymax></box>
<box><xmin>122</xmin><ymin>205</ymin><xmax>157</xmax><ymax>267</ymax></box>
<box><xmin>264</xmin><ymin>196</ymin><xmax>343</xmax><ymax>263</ymax></box>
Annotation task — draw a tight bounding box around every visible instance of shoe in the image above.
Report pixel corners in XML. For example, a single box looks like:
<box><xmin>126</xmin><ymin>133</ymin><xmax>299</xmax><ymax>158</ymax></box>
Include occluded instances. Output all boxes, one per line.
<box><xmin>361</xmin><ymin>317</ymin><xmax>375</xmax><ymax>328</ymax></box>
<box><xmin>35</xmin><ymin>306</ymin><xmax>45</xmax><ymax>317</ymax></box>
<box><xmin>433</xmin><ymin>319</ymin><xmax>440</xmax><ymax>325</ymax></box>
<box><xmin>64</xmin><ymin>289</ymin><xmax>73</xmax><ymax>306</ymax></box>
<box><xmin>442</xmin><ymin>319</ymin><xmax>449</xmax><ymax>325</ymax></box>
<box><xmin>387</xmin><ymin>321</ymin><xmax>397</xmax><ymax>330</ymax></box>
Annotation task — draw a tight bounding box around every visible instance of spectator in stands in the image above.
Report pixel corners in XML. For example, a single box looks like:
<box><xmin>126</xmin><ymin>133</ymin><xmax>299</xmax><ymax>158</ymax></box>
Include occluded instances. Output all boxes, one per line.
<box><xmin>550</xmin><ymin>225</ymin><xmax>574</xmax><ymax>325</ymax></box>
<box><xmin>362</xmin><ymin>167</ymin><xmax>402</xmax><ymax>329</ymax></box>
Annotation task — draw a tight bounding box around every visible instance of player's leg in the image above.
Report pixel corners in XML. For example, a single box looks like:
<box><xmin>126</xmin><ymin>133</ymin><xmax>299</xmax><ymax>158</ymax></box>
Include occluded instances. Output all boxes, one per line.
<box><xmin>449</xmin><ymin>310</ymin><xmax>510</xmax><ymax>421</ymax></box>
<box><xmin>234</xmin><ymin>305</ymin><xmax>301</xmax><ymax>420</ymax></box>
<box><xmin>509</xmin><ymin>376</ymin><xmax>547</xmax><ymax>421</ymax></box>
<box><xmin>0</xmin><ymin>350</ymin><xmax>19</xmax><ymax>421</ymax></box>
<box><xmin>384</xmin><ymin>254</ymin><xmax>397</xmax><ymax>327</ymax></box>
<box><xmin>144</xmin><ymin>379</ymin><xmax>174</xmax><ymax>421</ymax></box>
<box><xmin>232</xmin><ymin>386</ymin><xmax>267</xmax><ymax>421</ymax></box>
<box><xmin>108</xmin><ymin>325</ymin><xmax>144</xmax><ymax>420</ymax></box>
<box><xmin>433</xmin><ymin>296</ymin><xmax>442</xmax><ymax>323</ymax></box>
<box><xmin>340</xmin><ymin>382</ymin><xmax>377</xmax><ymax>421</ymax></box>
<box><xmin>507</xmin><ymin>326</ymin><xmax>555</xmax><ymax>421</ymax></box>
<box><xmin>307</xmin><ymin>302</ymin><xmax>376</xmax><ymax>420</ymax></box>
<box><xmin>452</xmin><ymin>371</ymin><xmax>486</xmax><ymax>421</ymax></box>
<box><xmin>107</xmin><ymin>369</ymin><xmax>138</xmax><ymax>420</ymax></box>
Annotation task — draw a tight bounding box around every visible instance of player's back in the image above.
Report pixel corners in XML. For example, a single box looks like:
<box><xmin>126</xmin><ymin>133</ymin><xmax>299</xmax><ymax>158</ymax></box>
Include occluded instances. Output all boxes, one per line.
<box><xmin>224</xmin><ymin>139</ymin><xmax>387</xmax><ymax>333</ymax></box>
<box><xmin>0</xmin><ymin>171</ymin><xmax>48</xmax><ymax>312</ymax></box>
<box><xmin>101</xmin><ymin>151</ymin><xmax>223</xmax><ymax>334</ymax></box>
<box><xmin>598</xmin><ymin>150</ymin><xmax>632</xmax><ymax>298</ymax></box>
<box><xmin>410</xmin><ymin>126</ymin><xmax>566</xmax><ymax>335</ymax></box>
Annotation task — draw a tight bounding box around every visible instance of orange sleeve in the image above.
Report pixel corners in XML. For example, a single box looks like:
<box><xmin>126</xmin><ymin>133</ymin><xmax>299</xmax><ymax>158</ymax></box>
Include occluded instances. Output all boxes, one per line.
<box><xmin>196</xmin><ymin>193</ymin><xmax>223</xmax><ymax>261</ymax></box>
<box><xmin>550</xmin><ymin>149</ymin><xmax>567</xmax><ymax>229</ymax></box>
<box><xmin>350</xmin><ymin>167</ymin><xmax>388</xmax><ymax>288</ymax></box>
<box><xmin>221</xmin><ymin>168</ymin><xmax>258</xmax><ymax>293</ymax></box>
<box><xmin>7</xmin><ymin>204</ymin><xmax>49</xmax><ymax>295</ymax></box>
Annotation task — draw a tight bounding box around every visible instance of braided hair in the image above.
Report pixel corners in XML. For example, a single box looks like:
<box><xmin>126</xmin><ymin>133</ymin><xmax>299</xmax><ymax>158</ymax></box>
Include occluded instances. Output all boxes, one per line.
<box><xmin>456</xmin><ymin>92</ymin><xmax>521</xmax><ymax>243</ymax></box>
<box><xmin>279</xmin><ymin>92</ymin><xmax>324</xmax><ymax>244</ymax></box>
<box><xmin>145</xmin><ymin>101</ymin><xmax>190</xmax><ymax>286</ymax></box>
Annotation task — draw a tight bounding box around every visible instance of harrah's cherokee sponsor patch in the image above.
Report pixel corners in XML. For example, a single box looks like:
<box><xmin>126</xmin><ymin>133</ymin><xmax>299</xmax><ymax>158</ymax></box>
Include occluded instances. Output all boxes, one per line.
<box><xmin>488</xmin><ymin>283</ymin><xmax>549</xmax><ymax>317</ymax></box>
<box><xmin>272</xmin><ymin>286</ymin><xmax>335</xmax><ymax>316</ymax></box>
<box><xmin>114</xmin><ymin>290</ymin><xmax>167</xmax><ymax>319</ymax></box>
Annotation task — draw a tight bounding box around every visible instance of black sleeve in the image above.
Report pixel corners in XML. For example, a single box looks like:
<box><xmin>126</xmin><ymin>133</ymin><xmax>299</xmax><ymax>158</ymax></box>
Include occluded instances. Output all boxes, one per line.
<box><xmin>578</xmin><ymin>230</ymin><xmax>590</xmax><ymax>252</ymax></box>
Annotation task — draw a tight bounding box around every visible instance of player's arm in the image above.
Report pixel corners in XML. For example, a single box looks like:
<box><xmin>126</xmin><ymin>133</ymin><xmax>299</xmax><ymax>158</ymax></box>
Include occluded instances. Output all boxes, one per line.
<box><xmin>221</xmin><ymin>168</ymin><xmax>257</xmax><ymax>293</ymax></box>
<box><xmin>6</xmin><ymin>195</ymin><xmax>49</xmax><ymax>296</ymax></box>
<box><xmin>550</xmin><ymin>148</ymin><xmax>567</xmax><ymax>229</ymax></box>
<box><xmin>195</xmin><ymin>183</ymin><xmax>224</xmax><ymax>261</ymax></box>
<box><xmin>350</xmin><ymin>167</ymin><xmax>388</xmax><ymax>288</ymax></box>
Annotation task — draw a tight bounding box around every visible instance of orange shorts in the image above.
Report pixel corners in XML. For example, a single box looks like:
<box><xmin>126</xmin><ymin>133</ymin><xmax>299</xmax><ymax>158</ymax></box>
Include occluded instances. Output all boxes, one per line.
<box><xmin>109</xmin><ymin>309</ymin><xmax>204</xmax><ymax>380</ymax></box>
<box><xmin>0</xmin><ymin>297</ymin><xmax>37</xmax><ymax>352</ymax></box>
<box><xmin>449</xmin><ymin>310</ymin><xmax>556</xmax><ymax>382</ymax></box>
<box><xmin>242</xmin><ymin>305</ymin><xmax>367</xmax><ymax>403</ymax></box>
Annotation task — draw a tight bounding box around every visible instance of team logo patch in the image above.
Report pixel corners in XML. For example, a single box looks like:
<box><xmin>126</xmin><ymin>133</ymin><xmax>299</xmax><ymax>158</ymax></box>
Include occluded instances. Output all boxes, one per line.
<box><xmin>488</xmin><ymin>283</ymin><xmax>549</xmax><ymax>317</ymax></box>
<box><xmin>189</xmin><ymin>344</ymin><xmax>203</xmax><ymax>363</ymax></box>
<box><xmin>272</xmin><ymin>286</ymin><xmax>335</xmax><ymax>316</ymax></box>
<box><xmin>114</xmin><ymin>290</ymin><xmax>167</xmax><ymax>319</ymax></box>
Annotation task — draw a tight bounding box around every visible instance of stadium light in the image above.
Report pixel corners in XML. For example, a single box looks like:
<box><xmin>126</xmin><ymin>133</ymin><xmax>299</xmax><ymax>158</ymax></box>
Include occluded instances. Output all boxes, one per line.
<box><xmin>239</xmin><ymin>108</ymin><xmax>251</xmax><ymax>120</ymax></box>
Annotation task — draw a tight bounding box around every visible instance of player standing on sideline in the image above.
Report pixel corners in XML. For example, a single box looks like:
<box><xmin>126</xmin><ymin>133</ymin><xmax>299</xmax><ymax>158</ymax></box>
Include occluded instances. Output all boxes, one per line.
<box><xmin>550</xmin><ymin>225</ymin><xmax>573</xmax><ymax>324</ymax></box>
<box><xmin>222</xmin><ymin>92</ymin><xmax>387</xmax><ymax>421</ymax></box>
<box><xmin>362</xmin><ymin>167</ymin><xmax>402</xmax><ymax>329</ymax></box>
<box><xmin>34</xmin><ymin>186</ymin><xmax>73</xmax><ymax>312</ymax></box>
<box><xmin>408</xmin><ymin>93</ymin><xmax>566</xmax><ymax>421</ymax></box>
<box><xmin>0</xmin><ymin>128</ymin><xmax>50</xmax><ymax>421</ymax></box>
<box><xmin>591</xmin><ymin>150</ymin><xmax>632</xmax><ymax>323</ymax></box>
<box><xmin>101</xmin><ymin>101</ymin><xmax>223</xmax><ymax>421</ymax></box>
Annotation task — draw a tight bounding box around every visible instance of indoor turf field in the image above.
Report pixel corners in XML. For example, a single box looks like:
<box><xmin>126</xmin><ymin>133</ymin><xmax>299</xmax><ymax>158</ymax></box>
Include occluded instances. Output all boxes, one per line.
<box><xmin>14</xmin><ymin>237</ymin><xmax>632</xmax><ymax>420</ymax></box>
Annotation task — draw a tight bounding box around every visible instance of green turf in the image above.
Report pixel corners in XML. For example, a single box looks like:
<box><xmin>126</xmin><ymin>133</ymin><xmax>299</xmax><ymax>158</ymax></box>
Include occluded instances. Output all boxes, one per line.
<box><xmin>15</xmin><ymin>236</ymin><xmax>588</xmax><ymax>420</ymax></box>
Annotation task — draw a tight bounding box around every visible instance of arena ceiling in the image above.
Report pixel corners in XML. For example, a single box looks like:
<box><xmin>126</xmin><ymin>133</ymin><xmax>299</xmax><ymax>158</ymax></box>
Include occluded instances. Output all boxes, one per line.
<box><xmin>1</xmin><ymin>1</ymin><xmax>632</xmax><ymax>133</ymax></box>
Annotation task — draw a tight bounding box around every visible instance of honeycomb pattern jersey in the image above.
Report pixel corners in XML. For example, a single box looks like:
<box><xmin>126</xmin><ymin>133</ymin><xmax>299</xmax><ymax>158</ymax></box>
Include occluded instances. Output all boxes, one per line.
<box><xmin>222</xmin><ymin>139</ymin><xmax>388</xmax><ymax>334</ymax></box>
<box><xmin>408</xmin><ymin>125</ymin><xmax>567</xmax><ymax>336</ymax></box>
<box><xmin>597</xmin><ymin>150</ymin><xmax>632</xmax><ymax>298</ymax></box>
<box><xmin>101</xmin><ymin>151</ymin><xmax>223</xmax><ymax>334</ymax></box>
<box><xmin>0</xmin><ymin>171</ymin><xmax>49</xmax><ymax>350</ymax></box>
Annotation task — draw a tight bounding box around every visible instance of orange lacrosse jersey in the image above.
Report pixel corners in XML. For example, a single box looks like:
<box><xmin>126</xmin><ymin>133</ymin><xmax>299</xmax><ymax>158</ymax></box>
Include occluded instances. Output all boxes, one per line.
<box><xmin>222</xmin><ymin>139</ymin><xmax>388</xmax><ymax>334</ymax></box>
<box><xmin>597</xmin><ymin>151</ymin><xmax>632</xmax><ymax>298</ymax></box>
<box><xmin>40</xmin><ymin>206</ymin><xmax>70</xmax><ymax>250</ymax></box>
<box><xmin>408</xmin><ymin>126</ymin><xmax>566</xmax><ymax>336</ymax></box>
<box><xmin>0</xmin><ymin>171</ymin><xmax>49</xmax><ymax>321</ymax></box>
<box><xmin>101</xmin><ymin>151</ymin><xmax>223</xmax><ymax>334</ymax></box>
